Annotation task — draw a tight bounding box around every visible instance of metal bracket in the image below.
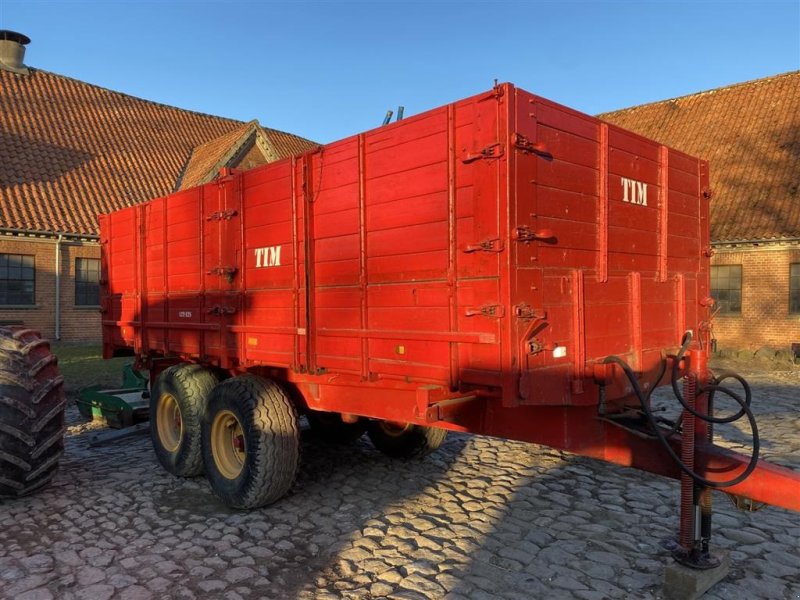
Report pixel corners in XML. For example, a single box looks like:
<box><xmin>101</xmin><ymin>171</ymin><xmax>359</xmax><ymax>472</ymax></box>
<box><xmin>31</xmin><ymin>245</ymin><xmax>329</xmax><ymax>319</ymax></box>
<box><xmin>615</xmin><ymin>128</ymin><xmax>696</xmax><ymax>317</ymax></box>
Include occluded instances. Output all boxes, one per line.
<box><xmin>464</xmin><ymin>304</ymin><xmax>505</xmax><ymax>318</ymax></box>
<box><xmin>513</xmin><ymin>133</ymin><xmax>551</xmax><ymax>158</ymax></box>
<box><xmin>462</xmin><ymin>143</ymin><xmax>504</xmax><ymax>164</ymax></box>
<box><xmin>216</xmin><ymin>167</ymin><xmax>240</xmax><ymax>183</ymax></box>
<box><xmin>514</xmin><ymin>303</ymin><xmax>546</xmax><ymax>320</ymax></box>
<box><xmin>206</xmin><ymin>209</ymin><xmax>239</xmax><ymax>221</ymax></box>
<box><xmin>512</xmin><ymin>226</ymin><xmax>555</xmax><ymax>243</ymax></box>
<box><xmin>207</xmin><ymin>266</ymin><xmax>239</xmax><ymax>284</ymax></box>
<box><xmin>207</xmin><ymin>305</ymin><xmax>237</xmax><ymax>317</ymax></box>
<box><xmin>527</xmin><ymin>339</ymin><xmax>557</xmax><ymax>355</ymax></box>
<box><xmin>463</xmin><ymin>238</ymin><xmax>504</xmax><ymax>253</ymax></box>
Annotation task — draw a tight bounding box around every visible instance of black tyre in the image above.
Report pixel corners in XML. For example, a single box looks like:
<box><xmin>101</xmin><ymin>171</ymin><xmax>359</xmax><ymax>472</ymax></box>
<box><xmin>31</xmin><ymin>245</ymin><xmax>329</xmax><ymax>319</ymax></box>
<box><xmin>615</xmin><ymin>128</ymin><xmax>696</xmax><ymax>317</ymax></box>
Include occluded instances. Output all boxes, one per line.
<box><xmin>306</xmin><ymin>410</ymin><xmax>365</xmax><ymax>443</ymax></box>
<box><xmin>367</xmin><ymin>421</ymin><xmax>447</xmax><ymax>459</ymax></box>
<box><xmin>150</xmin><ymin>363</ymin><xmax>218</xmax><ymax>477</ymax></box>
<box><xmin>0</xmin><ymin>327</ymin><xmax>65</xmax><ymax>498</ymax></box>
<box><xmin>202</xmin><ymin>375</ymin><xmax>300</xmax><ymax>509</ymax></box>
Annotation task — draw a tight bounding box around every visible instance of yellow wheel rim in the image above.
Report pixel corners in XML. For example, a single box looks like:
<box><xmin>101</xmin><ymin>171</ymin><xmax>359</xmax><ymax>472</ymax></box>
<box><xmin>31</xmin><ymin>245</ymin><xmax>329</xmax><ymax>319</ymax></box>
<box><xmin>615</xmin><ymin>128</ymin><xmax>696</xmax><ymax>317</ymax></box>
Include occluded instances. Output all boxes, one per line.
<box><xmin>156</xmin><ymin>392</ymin><xmax>182</xmax><ymax>452</ymax></box>
<box><xmin>211</xmin><ymin>410</ymin><xmax>246</xmax><ymax>480</ymax></box>
<box><xmin>380</xmin><ymin>421</ymin><xmax>412</xmax><ymax>438</ymax></box>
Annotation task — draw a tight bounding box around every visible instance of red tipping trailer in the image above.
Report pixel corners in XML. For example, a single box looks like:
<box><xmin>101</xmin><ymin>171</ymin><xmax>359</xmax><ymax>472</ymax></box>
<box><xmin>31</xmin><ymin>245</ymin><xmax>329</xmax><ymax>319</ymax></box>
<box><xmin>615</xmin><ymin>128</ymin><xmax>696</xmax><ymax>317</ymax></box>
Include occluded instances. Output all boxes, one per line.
<box><xmin>100</xmin><ymin>83</ymin><xmax>798</xmax><ymax>567</ymax></box>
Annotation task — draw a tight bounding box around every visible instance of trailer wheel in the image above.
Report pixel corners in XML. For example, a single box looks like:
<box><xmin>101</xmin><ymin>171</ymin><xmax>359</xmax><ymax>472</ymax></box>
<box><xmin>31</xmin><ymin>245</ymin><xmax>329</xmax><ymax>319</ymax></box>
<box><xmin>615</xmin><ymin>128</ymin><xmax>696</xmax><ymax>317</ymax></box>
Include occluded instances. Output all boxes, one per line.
<box><xmin>367</xmin><ymin>421</ymin><xmax>447</xmax><ymax>459</ymax></box>
<box><xmin>202</xmin><ymin>375</ymin><xmax>300</xmax><ymax>509</ymax></box>
<box><xmin>306</xmin><ymin>410</ymin><xmax>365</xmax><ymax>444</ymax></box>
<box><xmin>0</xmin><ymin>327</ymin><xmax>65</xmax><ymax>498</ymax></box>
<box><xmin>150</xmin><ymin>363</ymin><xmax>218</xmax><ymax>477</ymax></box>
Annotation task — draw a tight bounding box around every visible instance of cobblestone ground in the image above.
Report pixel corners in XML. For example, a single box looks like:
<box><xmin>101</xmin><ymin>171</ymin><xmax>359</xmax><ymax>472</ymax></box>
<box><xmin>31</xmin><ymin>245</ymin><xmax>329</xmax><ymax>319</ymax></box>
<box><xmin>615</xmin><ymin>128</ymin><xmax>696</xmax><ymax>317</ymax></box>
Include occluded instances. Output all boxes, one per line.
<box><xmin>0</xmin><ymin>366</ymin><xmax>798</xmax><ymax>600</ymax></box>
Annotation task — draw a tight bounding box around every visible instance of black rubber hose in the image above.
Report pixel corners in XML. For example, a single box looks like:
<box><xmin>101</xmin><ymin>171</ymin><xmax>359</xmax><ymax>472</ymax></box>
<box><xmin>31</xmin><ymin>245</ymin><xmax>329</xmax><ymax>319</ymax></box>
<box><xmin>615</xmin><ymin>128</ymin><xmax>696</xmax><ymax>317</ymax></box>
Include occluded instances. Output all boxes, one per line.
<box><xmin>671</xmin><ymin>341</ymin><xmax>753</xmax><ymax>424</ymax></box>
<box><xmin>602</xmin><ymin>351</ymin><xmax>760</xmax><ymax>489</ymax></box>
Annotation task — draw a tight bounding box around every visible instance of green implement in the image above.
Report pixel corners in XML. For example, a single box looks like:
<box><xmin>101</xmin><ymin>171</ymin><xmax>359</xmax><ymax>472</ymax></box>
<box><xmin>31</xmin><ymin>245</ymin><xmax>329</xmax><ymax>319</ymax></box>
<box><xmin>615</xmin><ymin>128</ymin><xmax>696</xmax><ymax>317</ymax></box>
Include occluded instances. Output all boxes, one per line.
<box><xmin>76</xmin><ymin>364</ymin><xmax>149</xmax><ymax>429</ymax></box>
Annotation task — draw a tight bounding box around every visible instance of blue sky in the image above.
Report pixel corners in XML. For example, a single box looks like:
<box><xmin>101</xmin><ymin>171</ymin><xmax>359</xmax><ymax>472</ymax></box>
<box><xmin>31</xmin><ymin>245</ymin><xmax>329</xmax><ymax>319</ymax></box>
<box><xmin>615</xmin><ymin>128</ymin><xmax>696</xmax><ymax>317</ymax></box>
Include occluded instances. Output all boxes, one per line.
<box><xmin>2</xmin><ymin>0</ymin><xmax>798</xmax><ymax>143</ymax></box>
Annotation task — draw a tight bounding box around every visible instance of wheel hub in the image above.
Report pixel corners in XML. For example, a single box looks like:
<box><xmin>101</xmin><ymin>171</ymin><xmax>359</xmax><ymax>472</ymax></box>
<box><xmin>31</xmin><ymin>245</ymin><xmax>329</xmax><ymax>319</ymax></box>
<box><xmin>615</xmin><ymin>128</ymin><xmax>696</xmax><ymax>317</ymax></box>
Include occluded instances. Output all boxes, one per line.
<box><xmin>156</xmin><ymin>392</ymin><xmax>183</xmax><ymax>452</ymax></box>
<box><xmin>211</xmin><ymin>410</ymin><xmax>246</xmax><ymax>480</ymax></box>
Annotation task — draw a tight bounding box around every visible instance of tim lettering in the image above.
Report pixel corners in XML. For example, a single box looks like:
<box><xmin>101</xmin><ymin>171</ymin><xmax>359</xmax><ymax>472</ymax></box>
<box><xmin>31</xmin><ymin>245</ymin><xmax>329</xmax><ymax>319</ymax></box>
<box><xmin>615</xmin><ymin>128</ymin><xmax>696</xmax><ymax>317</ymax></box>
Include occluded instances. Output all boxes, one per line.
<box><xmin>255</xmin><ymin>246</ymin><xmax>282</xmax><ymax>268</ymax></box>
<box><xmin>621</xmin><ymin>177</ymin><xmax>648</xmax><ymax>206</ymax></box>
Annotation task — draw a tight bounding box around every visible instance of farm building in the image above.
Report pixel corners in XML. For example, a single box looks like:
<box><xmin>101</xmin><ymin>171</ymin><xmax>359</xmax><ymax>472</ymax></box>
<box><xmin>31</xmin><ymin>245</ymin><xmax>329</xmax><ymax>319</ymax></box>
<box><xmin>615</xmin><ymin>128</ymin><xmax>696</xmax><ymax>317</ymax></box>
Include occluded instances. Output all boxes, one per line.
<box><xmin>0</xmin><ymin>31</ymin><xmax>316</xmax><ymax>342</ymax></box>
<box><xmin>600</xmin><ymin>71</ymin><xmax>800</xmax><ymax>353</ymax></box>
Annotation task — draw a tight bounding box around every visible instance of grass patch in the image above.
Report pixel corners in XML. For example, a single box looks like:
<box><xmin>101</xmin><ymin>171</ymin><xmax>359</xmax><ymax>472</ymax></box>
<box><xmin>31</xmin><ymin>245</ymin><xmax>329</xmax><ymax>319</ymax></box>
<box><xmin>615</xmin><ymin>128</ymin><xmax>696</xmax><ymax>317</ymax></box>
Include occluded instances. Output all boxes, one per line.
<box><xmin>53</xmin><ymin>344</ymin><xmax>136</xmax><ymax>399</ymax></box>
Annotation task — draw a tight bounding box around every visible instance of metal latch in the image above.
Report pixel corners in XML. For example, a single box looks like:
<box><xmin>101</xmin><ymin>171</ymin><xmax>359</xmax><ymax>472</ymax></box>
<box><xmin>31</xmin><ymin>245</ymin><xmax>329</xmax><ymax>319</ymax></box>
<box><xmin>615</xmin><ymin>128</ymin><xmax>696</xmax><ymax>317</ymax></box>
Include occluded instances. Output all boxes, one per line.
<box><xmin>512</xmin><ymin>226</ymin><xmax>555</xmax><ymax>243</ymax></box>
<box><xmin>464</xmin><ymin>304</ymin><xmax>505</xmax><ymax>318</ymax></box>
<box><xmin>207</xmin><ymin>305</ymin><xmax>237</xmax><ymax>316</ymax></box>
<box><xmin>462</xmin><ymin>143</ymin><xmax>504</xmax><ymax>164</ymax></box>
<box><xmin>206</xmin><ymin>209</ymin><xmax>238</xmax><ymax>221</ymax></box>
<box><xmin>207</xmin><ymin>266</ymin><xmax>239</xmax><ymax>283</ymax></box>
<box><xmin>527</xmin><ymin>339</ymin><xmax>557</xmax><ymax>355</ymax></box>
<box><xmin>514</xmin><ymin>304</ymin><xmax>546</xmax><ymax>320</ymax></box>
<box><xmin>463</xmin><ymin>238</ymin><xmax>504</xmax><ymax>253</ymax></box>
<box><xmin>513</xmin><ymin>133</ymin><xmax>551</xmax><ymax>158</ymax></box>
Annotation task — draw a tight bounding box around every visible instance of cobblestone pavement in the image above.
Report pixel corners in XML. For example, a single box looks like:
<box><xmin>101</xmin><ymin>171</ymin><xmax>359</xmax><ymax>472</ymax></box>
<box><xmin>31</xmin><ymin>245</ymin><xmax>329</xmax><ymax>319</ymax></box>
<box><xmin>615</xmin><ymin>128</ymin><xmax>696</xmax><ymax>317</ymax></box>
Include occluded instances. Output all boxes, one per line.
<box><xmin>0</xmin><ymin>367</ymin><xmax>798</xmax><ymax>600</ymax></box>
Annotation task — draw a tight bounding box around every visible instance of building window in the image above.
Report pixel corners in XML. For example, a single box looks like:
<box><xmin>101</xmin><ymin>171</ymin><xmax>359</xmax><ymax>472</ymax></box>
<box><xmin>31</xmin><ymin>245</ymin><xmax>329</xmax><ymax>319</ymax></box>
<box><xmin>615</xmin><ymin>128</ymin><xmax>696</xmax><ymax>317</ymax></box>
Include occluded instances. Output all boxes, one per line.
<box><xmin>75</xmin><ymin>258</ymin><xmax>101</xmax><ymax>306</ymax></box>
<box><xmin>0</xmin><ymin>254</ymin><xmax>35</xmax><ymax>305</ymax></box>
<box><xmin>710</xmin><ymin>265</ymin><xmax>742</xmax><ymax>315</ymax></box>
<box><xmin>791</xmin><ymin>264</ymin><xmax>800</xmax><ymax>314</ymax></box>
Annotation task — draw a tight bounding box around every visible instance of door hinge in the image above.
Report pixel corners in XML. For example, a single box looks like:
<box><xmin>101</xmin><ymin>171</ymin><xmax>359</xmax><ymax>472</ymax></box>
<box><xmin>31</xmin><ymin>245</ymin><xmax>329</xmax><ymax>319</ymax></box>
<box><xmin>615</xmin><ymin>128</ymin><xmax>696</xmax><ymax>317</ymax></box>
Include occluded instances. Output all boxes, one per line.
<box><xmin>206</xmin><ymin>209</ymin><xmax>238</xmax><ymax>221</ymax></box>
<box><xmin>462</xmin><ymin>143</ymin><xmax>504</xmax><ymax>164</ymax></box>
<box><xmin>463</xmin><ymin>238</ymin><xmax>504</xmax><ymax>253</ymax></box>
<box><xmin>464</xmin><ymin>304</ymin><xmax>505</xmax><ymax>318</ymax></box>
<box><xmin>513</xmin><ymin>133</ymin><xmax>551</xmax><ymax>158</ymax></box>
<box><xmin>207</xmin><ymin>266</ymin><xmax>239</xmax><ymax>283</ymax></box>
<box><xmin>207</xmin><ymin>305</ymin><xmax>237</xmax><ymax>316</ymax></box>
<box><xmin>512</xmin><ymin>226</ymin><xmax>556</xmax><ymax>243</ymax></box>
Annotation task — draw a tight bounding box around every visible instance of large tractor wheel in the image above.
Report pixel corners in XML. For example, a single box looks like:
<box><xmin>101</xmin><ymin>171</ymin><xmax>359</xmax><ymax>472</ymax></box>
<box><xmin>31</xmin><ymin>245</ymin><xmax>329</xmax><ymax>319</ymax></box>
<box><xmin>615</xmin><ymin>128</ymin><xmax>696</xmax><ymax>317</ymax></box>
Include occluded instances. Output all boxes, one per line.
<box><xmin>0</xmin><ymin>327</ymin><xmax>65</xmax><ymax>498</ymax></box>
<box><xmin>150</xmin><ymin>363</ymin><xmax>218</xmax><ymax>477</ymax></box>
<box><xmin>367</xmin><ymin>421</ymin><xmax>447</xmax><ymax>459</ymax></box>
<box><xmin>306</xmin><ymin>410</ymin><xmax>365</xmax><ymax>444</ymax></box>
<box><xmin>202</xmin><ymin>375</ymin><xmax>300</xmax><ymax>509</ymax></box>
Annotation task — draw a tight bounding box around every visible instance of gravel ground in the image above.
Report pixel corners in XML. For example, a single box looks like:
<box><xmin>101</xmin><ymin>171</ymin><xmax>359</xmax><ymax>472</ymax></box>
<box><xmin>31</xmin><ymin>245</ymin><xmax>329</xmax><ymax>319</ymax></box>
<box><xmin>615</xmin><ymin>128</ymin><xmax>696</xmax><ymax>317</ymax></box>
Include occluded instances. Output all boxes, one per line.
<box><xmin>0</xmin><ymin>367</ymin><xmax>798</xmax><ymax>600</ymax></box>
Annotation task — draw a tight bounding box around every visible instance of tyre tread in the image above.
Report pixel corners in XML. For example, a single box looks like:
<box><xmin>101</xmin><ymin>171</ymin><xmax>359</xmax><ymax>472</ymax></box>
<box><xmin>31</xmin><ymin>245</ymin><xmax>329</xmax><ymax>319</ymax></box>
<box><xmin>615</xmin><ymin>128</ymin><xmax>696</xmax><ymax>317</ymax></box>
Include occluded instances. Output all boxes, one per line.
<box><xmin>203</xmin><ymin>375</ymin><xmax>299</xmax><ymax>509</ymax></box>
<box><xmin>0</xmin><ymin>327</ymin><xmax>65</xmax><ymax>498</ymax></box>
<box><xmin>367</xmin><ymin>422</ymin><xmax>447</xmax><ymax>459</ymax></box>
<box><xmin>150</xmin><ymin>363</ymin><xmax>218</xmax><ymax>477</ymax></box>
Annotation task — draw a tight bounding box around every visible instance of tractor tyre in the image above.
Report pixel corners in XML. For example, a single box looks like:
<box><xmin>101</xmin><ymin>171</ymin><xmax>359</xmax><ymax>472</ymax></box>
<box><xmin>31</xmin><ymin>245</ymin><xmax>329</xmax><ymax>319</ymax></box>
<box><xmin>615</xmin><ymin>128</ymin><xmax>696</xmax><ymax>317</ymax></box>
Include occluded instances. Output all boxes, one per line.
<box><xmin>367</xmin><ymin>421</ymin><xmax>447</xmax><ymax>459</ymax></box>
<box><xmin>150</xmin><ymin>363</ymin><xmax>218</xmax><ymax>477</ymax></box>
<box><xmin>202</xmin><ymin>375</ymin><xmax>300</xmax><ymax>509</ymax></box>
<box><xmin>0</xmin><ymin>327</ymin><xmax>65</xmax><ymax>498</ymax></box>
<box><xmin>306</xmin><ymin>410</ymin><xmax>365</xmax><ymax>444</ymax></box>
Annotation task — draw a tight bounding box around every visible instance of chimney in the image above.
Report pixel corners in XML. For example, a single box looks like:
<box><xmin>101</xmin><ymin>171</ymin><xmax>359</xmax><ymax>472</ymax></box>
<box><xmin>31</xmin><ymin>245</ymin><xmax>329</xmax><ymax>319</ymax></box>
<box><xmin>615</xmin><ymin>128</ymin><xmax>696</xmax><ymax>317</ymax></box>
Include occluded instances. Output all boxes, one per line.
<box><xmin>0</xmin><ymin>30</ymin><xmax>31</xmax><ymax>74</ymax></box>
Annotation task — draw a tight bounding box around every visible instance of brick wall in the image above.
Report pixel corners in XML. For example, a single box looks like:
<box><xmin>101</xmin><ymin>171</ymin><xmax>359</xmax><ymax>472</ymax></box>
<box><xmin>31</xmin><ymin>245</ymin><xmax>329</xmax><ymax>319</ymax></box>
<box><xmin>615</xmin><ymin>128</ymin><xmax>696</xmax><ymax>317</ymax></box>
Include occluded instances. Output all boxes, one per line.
<box><xmin>0</xmin><ymin>235</ymin><xmax>101</xmax><ymax>343</ymax></box>
<box><xmin>711</xmin><ymin>244</ymin><xmax>800</xmax><ymax>352</ymax></box>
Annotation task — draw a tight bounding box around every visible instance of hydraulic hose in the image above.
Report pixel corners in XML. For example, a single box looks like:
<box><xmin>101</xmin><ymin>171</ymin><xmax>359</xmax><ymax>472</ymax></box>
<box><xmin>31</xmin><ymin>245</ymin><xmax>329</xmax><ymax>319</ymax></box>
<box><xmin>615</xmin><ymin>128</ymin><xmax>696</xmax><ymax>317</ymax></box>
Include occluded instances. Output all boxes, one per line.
<box><xmin>603</xmin><ymin>333</ymin><xmax>760</xmax><ymax>489</ymax></box>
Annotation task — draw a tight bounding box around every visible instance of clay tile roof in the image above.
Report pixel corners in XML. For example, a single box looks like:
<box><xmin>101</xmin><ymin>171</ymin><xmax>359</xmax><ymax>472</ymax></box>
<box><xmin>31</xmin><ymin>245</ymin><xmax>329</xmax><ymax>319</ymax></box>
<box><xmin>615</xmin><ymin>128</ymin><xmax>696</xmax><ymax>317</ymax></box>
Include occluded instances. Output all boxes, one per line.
<box><xmin>0</xmin><ymin>68</ymin><xmax>314</xmax><ymax>236</ymax></box>
<box><xmin>176</xmin><ymin>120</ymin><xmax>317</xmax><ymax>191</ymax></box>
<box><xmin>599</xmin><ymin>71</ymin><xmax>800</xmax><ymax>243</ymax></box>
<box><xmin>267</xmin><ymin>127</ymin><xmax>320</xmax><ymax>158</ymax></box>
<box><xmin>177</xmin><ymin>121</ymin><xmax>258</xmax><ymax>191</ymax></box>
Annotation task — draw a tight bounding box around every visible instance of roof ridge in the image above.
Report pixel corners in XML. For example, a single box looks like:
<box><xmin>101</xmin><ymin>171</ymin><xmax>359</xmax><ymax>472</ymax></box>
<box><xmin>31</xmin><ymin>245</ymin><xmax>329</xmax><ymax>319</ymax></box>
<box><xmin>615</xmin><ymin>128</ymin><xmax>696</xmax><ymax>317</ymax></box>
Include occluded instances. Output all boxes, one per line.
<box><xmin>33</xmin><ymin>66</ymin><xmax>245</xmax><ymax>127</ymax></box>
<box><xmin>598</xmin><ymin>70</ymin><xmax>800</xmax><ymax>117</ymax></box>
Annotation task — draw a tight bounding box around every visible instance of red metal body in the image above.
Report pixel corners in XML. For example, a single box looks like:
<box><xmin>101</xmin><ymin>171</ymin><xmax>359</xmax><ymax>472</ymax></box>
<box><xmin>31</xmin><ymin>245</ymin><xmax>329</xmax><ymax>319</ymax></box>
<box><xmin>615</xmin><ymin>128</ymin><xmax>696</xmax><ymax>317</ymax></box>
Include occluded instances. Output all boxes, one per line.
<box><xmin>100</xmin><ymin>83</ymin><xmax>799</xmax><ymax>512</ymax></box>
